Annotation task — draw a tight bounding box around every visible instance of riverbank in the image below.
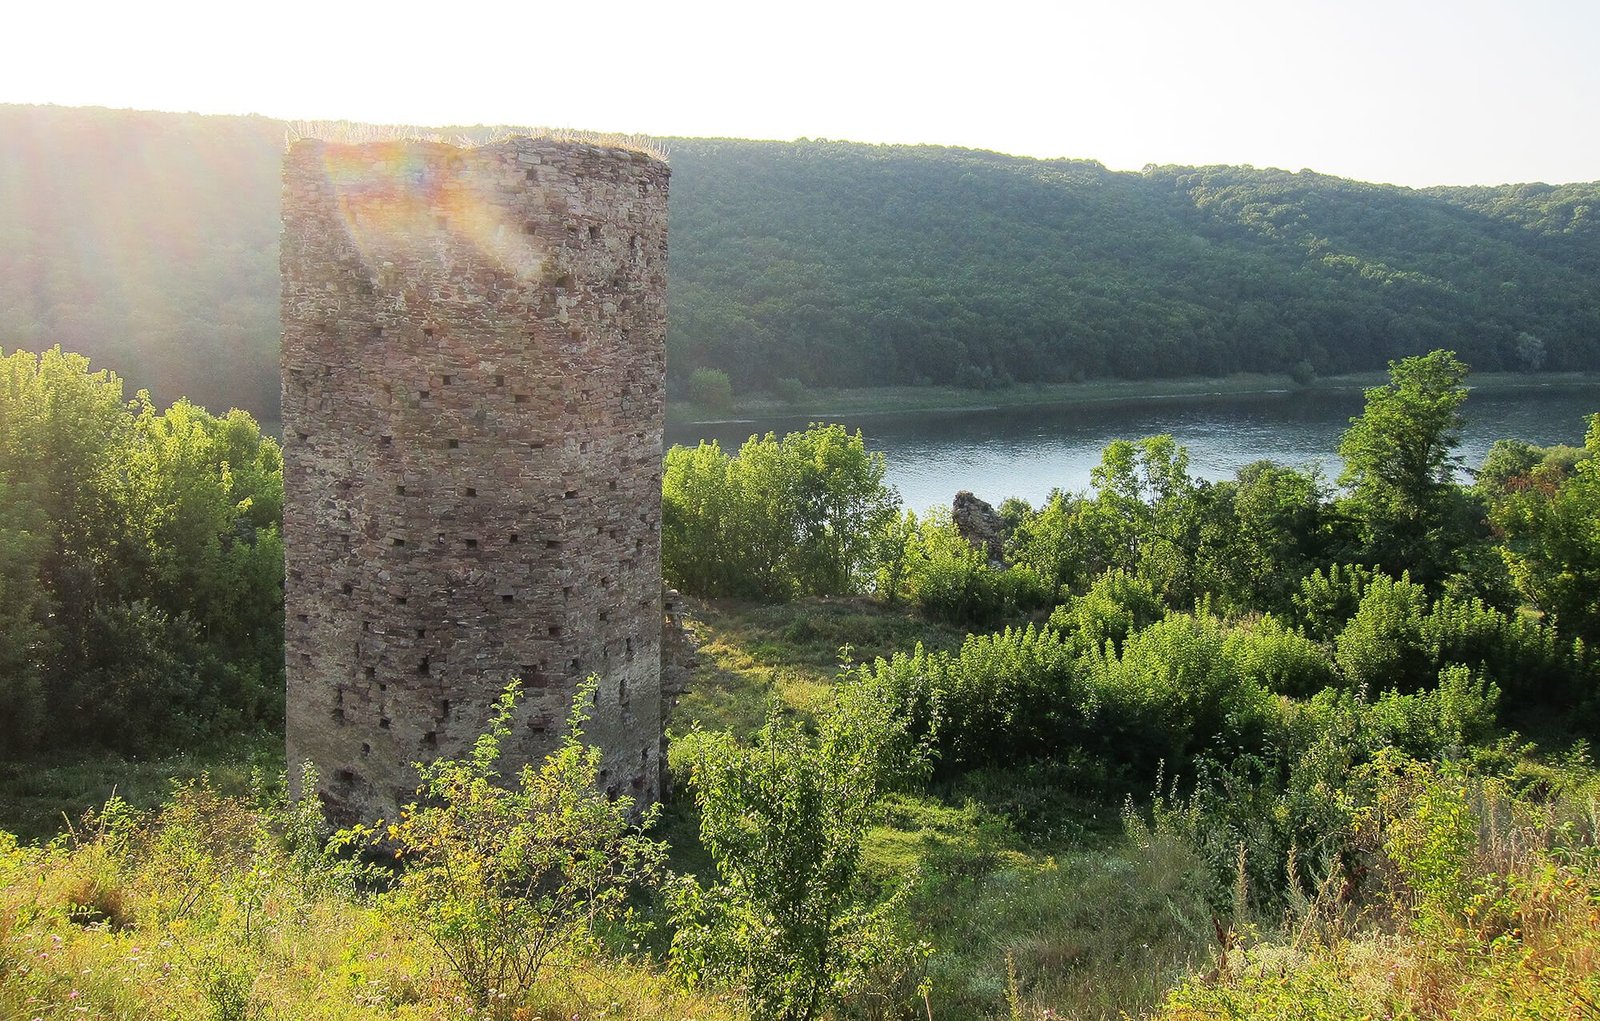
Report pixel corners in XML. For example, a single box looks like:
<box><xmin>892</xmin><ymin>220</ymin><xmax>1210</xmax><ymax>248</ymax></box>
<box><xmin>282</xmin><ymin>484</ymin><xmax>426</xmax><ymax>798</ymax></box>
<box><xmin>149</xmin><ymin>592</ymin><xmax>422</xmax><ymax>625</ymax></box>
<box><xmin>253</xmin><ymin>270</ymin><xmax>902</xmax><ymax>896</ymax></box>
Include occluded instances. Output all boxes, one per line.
<box><xmin>667</xmin><ymin>370</ymin><xmax>1600</xmax><ymax>427</ymax></box>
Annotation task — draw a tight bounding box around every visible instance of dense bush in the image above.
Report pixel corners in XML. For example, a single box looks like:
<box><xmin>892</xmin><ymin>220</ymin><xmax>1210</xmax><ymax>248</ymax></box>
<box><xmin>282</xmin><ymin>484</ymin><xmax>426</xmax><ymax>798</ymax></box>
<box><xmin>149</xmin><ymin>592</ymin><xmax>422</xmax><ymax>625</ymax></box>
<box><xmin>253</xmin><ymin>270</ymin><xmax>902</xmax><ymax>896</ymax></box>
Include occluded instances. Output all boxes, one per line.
<box><xmin>1334</xmin><ymin>572</ymin><xmax>1432</xmax><ymax>691</ymax></box>
<box><xmin>685</xmin><ymin>366</ymin><xmax>734</xmax><ymax>412</ymax></box>
<box><xmin>0</xmin><ymin>347</ymin><xmax>283</xmax><ymax>753</ymax></box>
<box><xmin>902</xmin><ymin>509</ymin><xmax>1051</xmax><ymax>627</ymax></box>
<box><xmin>1223</xmin><ymin>614</ymin><xmax>1337</xmax><ymax>698</ymax></box>
<box><xmin>1088</xmin><ymin>613</ymin><xmax>1278</xmax><ymax>774</ymax></box>
<box><xmin>1047</xmin><ymin>568</ymin><xmax>1164</xmax><ymax>655</ymax></box>
<box><xmin>864</xmin><ymin>626</ymin><xmax>1082</xmax><ymax>770</ymax></box>
<box><xmin>866</xmin><ymin>611</ymin><xmax>1286</xmax><ymax>785</ymax></box>
<box><xmin>381</xmin><ymin>681</ymin><xmax>666</xmax><ymax>1011</ymax></box>
<box><xmin>662</xmin><ymin>424</ymin><xmax>898</xmax><ymax>601</ymax></box>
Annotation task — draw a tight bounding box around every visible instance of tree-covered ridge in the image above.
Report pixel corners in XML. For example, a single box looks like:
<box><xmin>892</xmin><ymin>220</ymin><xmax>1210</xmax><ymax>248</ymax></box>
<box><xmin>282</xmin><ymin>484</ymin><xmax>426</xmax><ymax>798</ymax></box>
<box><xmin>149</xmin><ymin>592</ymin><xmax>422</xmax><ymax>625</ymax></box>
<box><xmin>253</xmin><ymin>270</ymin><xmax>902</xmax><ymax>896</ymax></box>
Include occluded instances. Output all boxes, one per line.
<box><xmin>3</xmin><ymin>104</ymin><xmax>1600</xmax><ymax>418</ymax></box>
<box><xmin>670</xmin><ymin>139</ymin><xmax>1600</xmax><ymax>389</ymax></box>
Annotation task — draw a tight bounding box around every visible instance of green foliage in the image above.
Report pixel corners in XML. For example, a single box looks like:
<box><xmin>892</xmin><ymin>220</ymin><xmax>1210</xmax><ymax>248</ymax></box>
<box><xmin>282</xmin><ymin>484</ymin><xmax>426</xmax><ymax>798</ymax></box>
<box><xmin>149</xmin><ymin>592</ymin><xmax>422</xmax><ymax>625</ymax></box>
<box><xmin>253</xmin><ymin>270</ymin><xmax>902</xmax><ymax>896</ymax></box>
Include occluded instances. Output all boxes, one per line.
<box><xmin>8</xmin><ymin>108</ymin><xmax>1600</xmax><ymax>423</ymax></box>
<box><xmin>662</xmin><ymin>424</ymin><xmax>899</xmax><ymax>601</ymax></box>
<box><xmin>1291</xmin><ymin>562</ymin><xmax>1376</xmax><ymax>641</ymax></box>
<box><xmin>1361</xmin><ymin>666</ymin><xmax>1501</xmax><ymax>758</ymax></box>
<box><xmin>1047</xmin><ymin>568</ymin><xmax>1164</xmax><ymax>655</ymax></box>
<box><xmin>381</xmin><ymin>680</ymin><xmax>666</xmax><ymax>1013</ymax></box>
<box><xmin>0</xmin><ymin>479</ymin><xmax>47</xmax><ymax>746</ymax></box>
<box><xmin>1224</xmin><ymin>615</ymin><xmax>1337</xmax><ymax>698</ymax></box>
<box><xmin>0</xmin><ymin>346</ymin><xmax>283</xmax><ymax>753</ymax></box>
<box><xmin>1494</xmin><ymin>413</ymin><xmax>1600</xmax><ymax>645</ymax></box>
<box><xmin>772</xmin><ymin>376</ymin><xmax>809</xmax><ymax>406</ymax></box>
<box><xmin>871</xmin><ymin>508</ymin><xmax>920</xmax><ymax>606</ymax></box>
<box><xmin>902</xmin><ymin>508</ymin><xmax>1050</xmax><ymax>627</ymax></box>
<box><xmin>869</xmin><ymin>626</ymin><xmax>1081</xmax><ymax>770</ymax></box>
<box><xmin>1005</xmin><ymin>489</ymin><xmax>1086</xmax><ymax>594</ymax></box>
<box><xmin>671</xmin><ymin>674</ymin><xmax>929</xmax><ymax>1021</ymax></box>
<box><xmin>686</xmin><ymin>366</ymin><xmax>734</xmax><ymax>412</ymax></box>
<box><xmin>1220</xmin><ymin>462</ymin><xmax>1336</xmax><ymax>611</ymax></box>
<box><xmin>1092</xmin><ymin>613</ymin><xmax>1278</xmax><ymax>773</ymax></box>
<box><xmin>1334</xmin><ymin>572</ymin><xmax>1431</xmax><ymax>691</ymax></box>
<box><xmin>1337</xmin><ymin>350</ymin><xmax>1472</xmax><ymax>581</ymax></box>
<box><xmin>1321</xmin><ymin>567</ymin><xmax>1591</xmax><ymax>715</ymax></box>
<box><xmin>671</xmin><ymin>140</ymin><xmax>1600</xmax><ymax>395</ymax></box>
<box><xmin>867</xmin><ymin>609</ymin><xmax>1282</xmax><ymax>785</ymax></box>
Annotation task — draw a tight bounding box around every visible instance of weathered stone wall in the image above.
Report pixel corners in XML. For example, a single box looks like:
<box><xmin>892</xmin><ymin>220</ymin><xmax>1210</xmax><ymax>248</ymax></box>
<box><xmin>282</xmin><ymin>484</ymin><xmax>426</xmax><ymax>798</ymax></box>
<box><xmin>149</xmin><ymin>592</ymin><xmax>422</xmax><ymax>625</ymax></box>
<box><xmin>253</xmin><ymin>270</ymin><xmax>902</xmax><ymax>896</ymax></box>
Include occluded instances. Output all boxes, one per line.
<box><xmin>281</xmin><ymin>136</ymin><xmax>668</xmax><ymax>824</ymax></box>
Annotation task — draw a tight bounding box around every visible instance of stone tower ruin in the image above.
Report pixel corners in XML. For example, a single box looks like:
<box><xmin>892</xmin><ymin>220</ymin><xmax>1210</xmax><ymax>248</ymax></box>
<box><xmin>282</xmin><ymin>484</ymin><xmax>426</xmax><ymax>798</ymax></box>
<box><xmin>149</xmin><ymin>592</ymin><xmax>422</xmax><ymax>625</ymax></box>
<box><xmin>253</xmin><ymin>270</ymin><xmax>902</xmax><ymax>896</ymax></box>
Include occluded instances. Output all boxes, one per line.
<box><xmin>280</xmin><ymin>134</ymin><xmax>668</xmax><ymax>824</ymax></box>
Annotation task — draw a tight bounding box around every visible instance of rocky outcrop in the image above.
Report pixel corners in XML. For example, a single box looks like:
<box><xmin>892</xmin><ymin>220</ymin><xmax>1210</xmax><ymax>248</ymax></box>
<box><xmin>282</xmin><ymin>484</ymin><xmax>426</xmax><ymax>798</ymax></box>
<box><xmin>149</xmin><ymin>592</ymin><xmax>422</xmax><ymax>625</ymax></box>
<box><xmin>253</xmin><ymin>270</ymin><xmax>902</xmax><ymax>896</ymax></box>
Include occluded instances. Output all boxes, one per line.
<box><xmin>952</xmin><ymin>490</ymin><xmax>1006</xmax><ymax>566</ymax></box>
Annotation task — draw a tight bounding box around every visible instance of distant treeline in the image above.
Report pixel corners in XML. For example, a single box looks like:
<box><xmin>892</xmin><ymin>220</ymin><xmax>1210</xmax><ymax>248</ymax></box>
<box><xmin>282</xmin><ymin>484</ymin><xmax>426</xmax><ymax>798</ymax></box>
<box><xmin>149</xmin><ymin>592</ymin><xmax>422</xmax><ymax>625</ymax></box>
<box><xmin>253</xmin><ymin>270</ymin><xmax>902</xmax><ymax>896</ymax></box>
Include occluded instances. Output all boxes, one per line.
<box><xmin>3</xmin><ymin>105</ymin><xmax>1599</xmax><ymax>418</ymax></box>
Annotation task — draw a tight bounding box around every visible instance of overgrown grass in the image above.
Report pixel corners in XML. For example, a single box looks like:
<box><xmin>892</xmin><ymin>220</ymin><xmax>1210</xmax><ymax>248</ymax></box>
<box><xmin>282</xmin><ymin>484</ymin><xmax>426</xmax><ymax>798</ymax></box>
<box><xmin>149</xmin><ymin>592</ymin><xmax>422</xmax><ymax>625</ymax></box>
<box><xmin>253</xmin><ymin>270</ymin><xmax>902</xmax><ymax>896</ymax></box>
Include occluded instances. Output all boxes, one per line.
<box><xmin>1149</xmin><ymin>762</ymin><xmax>1600</xmax><ymax>1021</ymax></box>
<box><xmin>0</xmin><ymin>783</ymin><xmax>736</xmax><ymax>1021</ymax></box>
<box><xmin>11</xmin><ymin>596</ymin><xmax>1600</xmax><ymax>1020</ymax></box>
<box><xmin>666</xmin><ymin>595</ymin><xmax>968</xmax><ymax>738</ymax></box>
<box><xmin>0</xmin><ymin>732</ymin><xmax>282</xmax><ymax>844</ymax></box>
<box><xmin>665</xmin><ymin>597</ymin><xmax>1206</xmax><ymax>1019</ymax></box>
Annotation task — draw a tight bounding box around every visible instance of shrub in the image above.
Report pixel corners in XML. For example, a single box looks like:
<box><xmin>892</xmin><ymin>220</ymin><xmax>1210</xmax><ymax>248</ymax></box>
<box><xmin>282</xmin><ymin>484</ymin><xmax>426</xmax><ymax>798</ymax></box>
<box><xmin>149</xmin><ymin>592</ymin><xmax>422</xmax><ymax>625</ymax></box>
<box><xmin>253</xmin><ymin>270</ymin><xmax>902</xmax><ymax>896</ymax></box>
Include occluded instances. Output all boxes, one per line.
<box><xmin>1048</xmin><ymin>568</ymin><xmax>1164</xmax><ymax>656</ymax></box>
<box><xmin>671</xmin><ymin>674</ymin><xmax>929</xmax><ymax>1021</ymax></box>
<box><xmin>1334</xmin><ymin>572</ymin><xmax>1431</xmax><ymax>691</ymax></box>
<box><xmin>772</xmin><ymin>376</ymin><xmax>809</xmax><ymax>405</ymax></box>
<box><xmin>687</xmin><ymin>366</ymin><xmax>734</xmax><ymax>412</ymax></box>
<box><xmin>662</xmin><ymin>425</ymin><xmax>898</xmax><ymax>601</ymax></box>
<box><xmin>906</xmin><ymin>510</ymin><xmax>1050</xmax><ymax>627</ymax></box>
<box><xmin>1091</xmin><ymin>613</ymin><xmax>1279</xmax><ymax>774</ymax></box>
<box><xmin>1421</xmin><ymin>593</ymin><xmax>1589</xmax><ymax>710</ymax></box>
<box><xmin>381</xmin><ymin>680</ymin><xmax>665</xmax><ymax>1013</ymax></box>
<box><xmin>1291</xmin><ymin>562</ymin><xmax>1376</xmax><ymax>642</ymax></box>
<box><xmin>868</xmin><ymin>625</ymin><xmax>1082</xmax><ymax>770</ymax></box>
<box><xmin>0</xmin><ymin>347</ymin><xmax>283</xmax><ymax>754</ymax></box>
<box><xmin>1225</xmin><ymin>614</ymin><xmax>1338</xmax><ymax>698</ymax></box>
<box><xmin>1363</xmin><ymin>666</ymin><xmax>1501</xmax><ymax>758</ymax></box>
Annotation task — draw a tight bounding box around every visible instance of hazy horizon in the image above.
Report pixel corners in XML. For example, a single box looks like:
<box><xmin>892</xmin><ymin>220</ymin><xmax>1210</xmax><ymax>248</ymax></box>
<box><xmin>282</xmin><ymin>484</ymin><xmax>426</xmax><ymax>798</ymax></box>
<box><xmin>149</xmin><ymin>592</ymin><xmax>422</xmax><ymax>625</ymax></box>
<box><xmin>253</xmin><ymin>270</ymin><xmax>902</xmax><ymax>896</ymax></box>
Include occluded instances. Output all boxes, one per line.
<box><xmin>4</xmin><ymin>0</ymin><xmax>1597</xmax><ymax>190</ymax></box>
<box><xmin>5</xmin><ymin>98</ymin><xmax>1596</xmax><ymax>193</ymax></box>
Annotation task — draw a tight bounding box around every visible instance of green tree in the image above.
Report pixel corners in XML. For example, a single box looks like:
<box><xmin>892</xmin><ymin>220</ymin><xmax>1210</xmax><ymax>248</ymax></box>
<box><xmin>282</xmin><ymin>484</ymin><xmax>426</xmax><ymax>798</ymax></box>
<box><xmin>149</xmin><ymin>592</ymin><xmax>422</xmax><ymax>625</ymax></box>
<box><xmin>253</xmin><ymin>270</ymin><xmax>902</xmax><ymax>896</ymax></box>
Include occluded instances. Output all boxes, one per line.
<box><xmin>686</xmin><ymin>366</ymin><xmax>734</xmax><ymax>412</ymax></box>
<box><xmin>0</xmin><ymin>479</ymin><xmax>48</xmax><ymax>747</ymax></box>
<box><xmin>872</xmin><ymin>508</ymin><xmax>919</xmax><ymax>605</ymax></box>
<box><xmin>1082</xmin><ymin>435</ymin><xmax>1195</xmax><ymax>580</ymax></box>
<box><xmin>1008</xmin><ymin>489</ymin><xmax>1088</xmax><ymax>595</ymax></box>
<box><xmin>782</xmin><ymin>424</ymin><xmax>899</xmax><ymax>595</ymax></box>
<box><xmin>1220</xmin><ymin>461</ymin><xmax>1333</xmax><ymax>611</ymax></box>
<box><xmin>1334</xmin><ymin>572</ymin><xmax>1432</xmax><ymax>692</ymax></box>
<box><xmin>1337</xmin><ymin>350</ymin><xmax>1471</xmax><ymax>581</ymax></box>
<box><xmin>1494</xmin><ymin>414</ymin><xmax>1600</xmax><ymax>643</ymax></box>
<box><xmin>0</xmin><ymin>346</ymin><xmax>283</xmax><ymax>752</ymax></box>
<box><xmin>661</xmin><ymin>425</ymin><xmax>898</xmax><ymax>601</ymax></box>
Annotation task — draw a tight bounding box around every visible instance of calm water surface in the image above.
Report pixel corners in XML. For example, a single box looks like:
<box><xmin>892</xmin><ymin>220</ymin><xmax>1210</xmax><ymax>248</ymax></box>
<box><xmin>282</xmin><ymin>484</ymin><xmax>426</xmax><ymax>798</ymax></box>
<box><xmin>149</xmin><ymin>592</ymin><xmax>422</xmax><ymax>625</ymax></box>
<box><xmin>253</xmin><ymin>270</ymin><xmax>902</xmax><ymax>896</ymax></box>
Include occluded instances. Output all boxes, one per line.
<box><xmin>668</xmin><ymin>386</ymin><xmax>1600</xmax><ymax>514</ymax></box>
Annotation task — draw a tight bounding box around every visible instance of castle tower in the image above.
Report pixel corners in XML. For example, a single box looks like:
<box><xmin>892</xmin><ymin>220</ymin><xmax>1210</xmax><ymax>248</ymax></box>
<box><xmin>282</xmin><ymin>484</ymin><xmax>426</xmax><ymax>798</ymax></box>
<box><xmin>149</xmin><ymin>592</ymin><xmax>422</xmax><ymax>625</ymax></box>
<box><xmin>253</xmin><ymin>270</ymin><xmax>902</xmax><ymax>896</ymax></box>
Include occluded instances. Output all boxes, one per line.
<box><xmin>280</xmin><ymin>135</ymin><xmax>668</xmax><ymax>824</ymax></box>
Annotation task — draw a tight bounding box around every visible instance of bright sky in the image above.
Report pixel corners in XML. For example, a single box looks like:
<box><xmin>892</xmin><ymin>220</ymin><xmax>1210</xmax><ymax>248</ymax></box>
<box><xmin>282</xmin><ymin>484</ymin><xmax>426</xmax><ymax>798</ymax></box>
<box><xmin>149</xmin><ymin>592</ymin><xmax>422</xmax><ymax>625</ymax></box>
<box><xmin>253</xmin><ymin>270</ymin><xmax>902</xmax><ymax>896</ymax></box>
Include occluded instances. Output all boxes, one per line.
<box><xmin>6</xmin><ymin>0</ymin><xmax>1596</xmax><ymax>187</ymax></box>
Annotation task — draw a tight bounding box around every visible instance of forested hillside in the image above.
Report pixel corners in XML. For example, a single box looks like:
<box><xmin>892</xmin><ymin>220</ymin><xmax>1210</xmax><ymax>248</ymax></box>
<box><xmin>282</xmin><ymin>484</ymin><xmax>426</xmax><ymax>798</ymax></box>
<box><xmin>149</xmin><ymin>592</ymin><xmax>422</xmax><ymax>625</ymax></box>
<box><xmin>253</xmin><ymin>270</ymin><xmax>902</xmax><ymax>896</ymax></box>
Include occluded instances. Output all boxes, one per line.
<box><xmin>672</xmin><ymin>141</ymin><xmax>1600</xmax><ymax>387</ymax></box>
<box><xmin>3</xmin><ymin>105</ymin><xmax>1599</xmax><ymax>418</ymax></box>
<box><xmin>0</xmin><ymin>105</ymin><xmax>281</xmax><ymax>416</ymax></box>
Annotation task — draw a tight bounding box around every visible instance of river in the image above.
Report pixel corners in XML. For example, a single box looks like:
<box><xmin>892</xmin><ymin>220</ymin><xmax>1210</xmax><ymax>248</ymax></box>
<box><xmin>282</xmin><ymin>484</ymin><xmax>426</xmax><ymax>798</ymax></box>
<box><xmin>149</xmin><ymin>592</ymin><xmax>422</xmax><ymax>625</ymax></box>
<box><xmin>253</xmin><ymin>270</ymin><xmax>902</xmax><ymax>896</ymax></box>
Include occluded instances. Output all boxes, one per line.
<box><xmin>666</xmin><ymin>385</ymin><xmax>1600</xmax><ymax>513</ymax></box>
